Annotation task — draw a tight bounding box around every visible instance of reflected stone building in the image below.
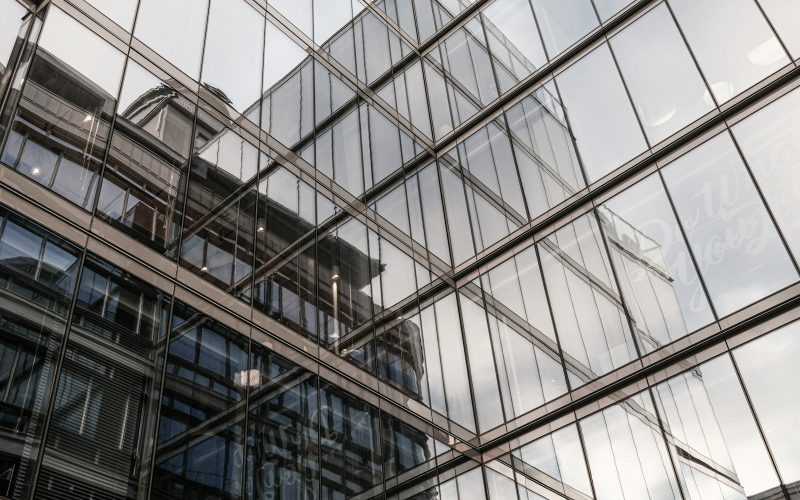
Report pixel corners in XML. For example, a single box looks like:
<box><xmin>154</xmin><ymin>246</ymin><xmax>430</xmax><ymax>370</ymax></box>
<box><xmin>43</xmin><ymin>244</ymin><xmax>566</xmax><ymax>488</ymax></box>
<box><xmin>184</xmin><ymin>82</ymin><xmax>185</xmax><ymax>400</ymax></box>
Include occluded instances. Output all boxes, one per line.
<box><xmin>1</xmin><ymin>0</ymin><xmax>800</xmax><ymax>499</ymax></box>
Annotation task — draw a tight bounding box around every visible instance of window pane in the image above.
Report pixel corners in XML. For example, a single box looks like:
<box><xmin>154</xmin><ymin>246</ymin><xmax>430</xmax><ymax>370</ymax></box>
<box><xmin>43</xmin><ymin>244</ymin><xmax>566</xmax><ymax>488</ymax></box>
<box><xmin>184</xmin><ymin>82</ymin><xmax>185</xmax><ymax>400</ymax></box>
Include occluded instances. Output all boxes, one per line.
<box><xmin>0</xmin><ymin>209</ymin><xmax>80</xmax><ymax>497</ymax></box>
<box><xmin>37</xmin><ymin>254</ymin><xmax>170</xmax><ymax>499</ymax></box>
<box><xmin>593</xmin><ymin>0</ymin><xmax>634</xmax><ymax>20</ymax></box>
<box><xmin>734</xmin><ymin>321</ymin><xmax>800</xmax><ymax>488</ymax></box>
<box><xmin>513</xmin><ymin>424</ymin><xmax>592</xmax><ymax>498</ymax></box>
<box><xmin>482</xmin><ymin>0</ymin><xmax>547</xmax><ymax>89</ymax></box>
<box><xmin>557</xmin><ymin>43</ymin><xmax>647</xmax><ymax>181</ymax></box>
<box><xmin>581</xmin><ymin>392</ymin><xmax>682</xmax><ymax>500</ymax></box>
<box><xmin>669</xmin><ymin>0</ymin><xmax>790</xmax><ymax>104</ymax></box>
<box><xmin>135</xmin><ymin>0</ymin><xmax>209</xmax><ymax>78</ymax></box>
<box><xmin>202</xmin><ymin>0</ymin><xmax>264</xmax><ymax>113</ymax></box>
<box><xmin>610</xmin><ymin>4</ymin><xmax>713</xmax><ymax>144</ymax></box>
<box><xmin>599</xmin><ymin>175</ymin><xmax>714</xmax><ymax>353</ymax></box>
<box><xmin>2</xmin><ymin>7</ymin><xmax>124</xmax><ymax>210</ymax></box>
<box><xmin>97</xmin><ymin>60</ymin><xmax>192</xmax><ymax>254</ymax></box>
<box><xmin>83</xmin><ymin>0</ymin><xmax>137</xmax><ymax>30</ymax></box>
<box><xmin>758</xmin><ymin>0</ymin><xmax>800</xmax><ymax>58</ymax></box>
<box><xmin>732</xmin><ymin>86</ymin><xmax>800</xmax><ymax>260</ymax></box>
<box><xmin>539</xmin><ymin>213</ymin><xmax>637</xmax><ymax>384</ymax></box>
<box><xmin>661</xmin><ymin>133</ymin><xmax>798</xmax><ymax>316</ymax></box>
<box><xmin>653</xmin><ymin>355</ymin><xmax>782</xmax><ymax>498</ymax></box>
<box><xmin>531</xmin><ymin>0</ymin><xmax>599</xmax><ymax>57</ymax></box>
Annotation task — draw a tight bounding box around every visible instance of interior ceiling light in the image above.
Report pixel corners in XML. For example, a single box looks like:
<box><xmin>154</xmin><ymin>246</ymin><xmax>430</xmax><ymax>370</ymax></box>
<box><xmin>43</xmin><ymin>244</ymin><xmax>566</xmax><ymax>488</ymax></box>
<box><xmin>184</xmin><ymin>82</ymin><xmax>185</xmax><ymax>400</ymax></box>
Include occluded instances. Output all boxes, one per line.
<box><xmin>748</xmin><ymin>37</ymin><xmax>784</xmax><ymax>66</ymax></box>
<box><xmin>703</xmin><ymin>82</ymin><xmax>735</xmax><ymax>106</ymax></box>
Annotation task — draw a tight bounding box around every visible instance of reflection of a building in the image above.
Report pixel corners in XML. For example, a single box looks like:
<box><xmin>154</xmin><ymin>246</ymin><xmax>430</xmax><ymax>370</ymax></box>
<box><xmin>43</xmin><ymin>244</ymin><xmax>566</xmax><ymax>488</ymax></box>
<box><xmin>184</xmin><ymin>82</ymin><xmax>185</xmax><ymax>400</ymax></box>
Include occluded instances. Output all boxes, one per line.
<box><xmin>0</xmin><ymin>2</ymin><xmax>790</xmax><ymax>499</ymax></box>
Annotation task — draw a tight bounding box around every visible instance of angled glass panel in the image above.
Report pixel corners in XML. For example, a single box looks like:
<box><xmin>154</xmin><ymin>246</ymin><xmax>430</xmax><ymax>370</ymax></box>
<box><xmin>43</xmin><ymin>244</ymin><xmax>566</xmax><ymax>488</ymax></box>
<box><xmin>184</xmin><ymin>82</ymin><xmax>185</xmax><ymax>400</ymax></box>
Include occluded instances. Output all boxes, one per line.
<box><xmin>734</xmin><ymin>321</ymin><xmax>800</xmax><ymax>491</ymax></box>
<box><xmin>459</xmin><ymin>292</ymin><xmax>506</xmax><ymax>432</ymax></box>
<box><xmin>2</xmin><ymin>7</ymin><xmax>125</xmax><ymax>210</ymax></box>
<box><xmin>511</xmin><ymin>424</ymin><xmax>593</xmax><ymax>498</ymax></box>
<box><xmin>593</xmin><ymin>0</ymin><xmax>634</xmax><ymax>20</ymax></box>
<box><xmin>270</xmin><ymin>0</ymin><xmax>312</xmax><ymax>40</ymax></box>
<box><xmin>482</xmin><ymin>0</ymin><xmax>547</xmax><ymax>91</ymax></box>
<box><xmin>0</xmin><ymin>0</ymin><xmax>33</xmax><ymax>143</ymax></box>
<box><xmin>732</xmin><ymin>86</ymin><xmax>800</xmax><ymax>260</ymax></box>
<box><xmin>426</xmin><ymin>18</ymin><xmax>498</xmax><ymax>135</ymax></box>
<box><xmin>153</xmin><ymin>301</ymin><xmax>249</xmax><ymax>499</ymax></box>
<box><xmin>661</xmin><ymin>132</ymin><xmax>798</xmax><ymax>316</ymax></box>
<box><xmin>530</xmin><ymin>0</ymin><xmax>599</xmax><ymax>57</ymax></box>
<box><xmin>599</xmin><ymin>174</ymin><xmax>714</xmax><ymax>354</ymax></box>
<box><xmin>0</xmin><ymin>208</ymin><xmax>80</xmax><ymax>498</ymax></box>
<box><xmin>440</xmin><ymin>155</ymin><xmax>521</xmax><ymax>265</ymax></box>
<box><xmin>134</xmin><ymin>0</ymin><xmax>209</xmax><ymax>78</ymax></box>
<box><xmin>179</xmin><ymin>125</ymin><xmax>259</xmax><ymax>291</ymax></box>
<box><xmin>245</xmin><ymin>340</ymin><xmax>319</xmax><ymax>500</ymax></box>
<box><xmin>318</xmin><ymin>382</ymin><xmax>383</xmax><ymax>498</ymax></box>
<box><xmin>36</xmin><ymin>254</ymin><xmax>170</xmax><ymax>499</ymax></box>
<box><xmin>610</xmin><ymin>4</ymin><xmax>714</xmax><ymax>144</ymax></box>
<box><xmin>758</xmin><ymin>0</ymin><xmax>800</xmax><ymax>58</ymax></box>
<box><xmin>0</xmin><ymin>0</ymin><xmax>26</xmax><ymax>88</ymax></box>
<box><xmin>83</xmin><ymin>0</ymin><xmax>137</xmax><ymax>30</ymax></box>
<box><xmin>505</xmin><ymin>83</ymin><xmax>585</xmax><ymax>218</ymax></box>
<box><xmin>556</xmin><ymin>43</ymin><xmax>647</xmax><ymax>181</ymax></box>
<box><xmin>653</xmin><ymin>354</ymin><xmax>782</xmax><ymax>499</ymax></box>
<box><xmin>378</xmin><ymin>61</ymin><xmax>434</xmax><ymax>140</ymax></box>
<box><xmin>669</xmin><ymin>0</ymin><xmax>790</xmax><ymax>104</ymax></box>
<box><xmin>580</xmin><ymin>391</ymin><xmax>682</xmax><ymax>500</ymax></box>
<box><xmin>452</xmin><ymin>120</ymin><xmax>528</xmax><ymax>219</ymax></box>
<box><xmin>381</xmin><ymin>412</ymin><xmax>449</xmax><ymax>481</ymax></box>
<box><xmin>202</xmin><ymin>0</ymin><xmax>264</xmax><ymax>114</ymax></box>
<box><xmin>96</xmin><ymin>60</ymin><xmax>193</xmax><ymax>255</ymax></box>
<box><xmin>327</xmin><ymin>8</ymin><xmax>412</xmax><ymax>86</ymax></box>
<box><xmin>539</xmin><ymin>213</ymin><xmax>637</xmax><ymax>385</ymax></box>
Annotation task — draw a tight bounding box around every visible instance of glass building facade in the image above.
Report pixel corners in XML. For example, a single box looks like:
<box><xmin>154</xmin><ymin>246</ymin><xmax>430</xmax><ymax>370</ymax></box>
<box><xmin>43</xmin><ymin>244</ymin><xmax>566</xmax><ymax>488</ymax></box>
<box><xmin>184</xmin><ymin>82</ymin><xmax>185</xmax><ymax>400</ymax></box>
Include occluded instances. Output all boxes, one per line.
<box><xmin>0</xmin><ymin>0</ymin><xmax>799</xmax><ymax>498</ymax></box>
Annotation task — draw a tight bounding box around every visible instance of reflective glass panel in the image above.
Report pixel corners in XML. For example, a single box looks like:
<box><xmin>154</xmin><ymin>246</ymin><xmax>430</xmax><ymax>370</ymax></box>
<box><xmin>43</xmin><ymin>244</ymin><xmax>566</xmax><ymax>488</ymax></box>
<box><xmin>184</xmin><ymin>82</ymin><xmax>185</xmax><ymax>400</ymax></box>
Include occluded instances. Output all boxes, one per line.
<box><xmin>539</xmin><ymin>213</ymin><xmax>637</xmax><ymax>384</ymax></box>
<box><xmin>732</xmin><ymin>86</ymin><xmax>800</xmax><ymax>260</ymax></box>
<box><xmin>661</xmin><ymin>133</ymin><xmax>798</xmax><ymax>316</ymax></box>
<box><xmin>2</xmin><ymin>7</ymin><xmax>124</xmax><ymax>210</ymax></box>
<box><xmin>580</xmin><ymin>391</ymin><xmax>682</xmax><ymax>500</ymax></box>
<box><xmin>0</xmin><ymin>208</ymin><xmax>80</xmax><ymax>498</ymax></box>
<box><xmin>557</xmin><ymin>43</ymin><xmax>647</xmax><ymax>181</ymax></box>
<box><xmin>734</xmin><ymin>321</ymin><xmax>800</xmax><ymax>488</ymax></box>
<box><xmin>610</xmin><ymin>4</ymin><xmax>713</xmax><ymax>144</ymax></box>
<box><xmin>512</xmin><ymin>424</ymin><xmax>593</xmax><ymax>498</ymax></box>
<box><xmin>135</xmin><ymin>0</ymin><xmax>209</xmax><ymax>78</ymax></box>
<box><xmin>599</xmin><ymin>175</ymin><xmax>714</xmax><ymax>353</ymax></box>
<box><xmin>482</xmin><ymin>0</ymin><xmax>547</xmax><ymax>90</ymax></box>
<box><xmin>669</xmin><ymin>0</ymin><xmax>790</xmax><ymax>104</ymax></box>
<box><xmin>653</xmin><ymin>355</ymin><xmax>782</xmax><ymax>499</ymax></box>
<box><xmin>202</xmin><ymin>0</ymin><xmax>264</xmax><ymax>114</ymax></box>
<box><xmin>593</xmin><ymin>0</ymin><xmax>634</xmax><ymax>20</ymax></box>
<box><xmin>83</xmin><ymin>0</ymin><xmax>137</xmax><ymax>30</ymax></box>
<box><xmin>530</xmin><ymin>0</ymin><xmax>599</xmax><ymax>57</ymax></box>
<box><xmin>96</xmin><ymin>60</ymin><xmax>193</xmax><ymax>255</ymax></box>
<box><xmin>154</xmin><ymin>302</ymin><xmax>249</xmax><ymax>499</ymax></box>
<box><xmin>759</xmin><ymin>0</ymin><xmax>800</xmax><ymax>58</ymax></box>
<box><xmin>37</xmin><ymin>255</ymin><xmax>170</xmax><ymax>499</ymax></box>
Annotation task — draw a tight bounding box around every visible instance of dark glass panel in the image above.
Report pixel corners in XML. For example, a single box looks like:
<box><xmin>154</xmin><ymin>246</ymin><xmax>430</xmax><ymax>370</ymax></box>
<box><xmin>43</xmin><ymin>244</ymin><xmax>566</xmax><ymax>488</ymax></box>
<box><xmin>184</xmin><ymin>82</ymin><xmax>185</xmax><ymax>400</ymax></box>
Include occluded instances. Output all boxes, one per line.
<box><xmin>0</xmin><ymin>207</ymin><xmax>80</xmax><ymax>498</ymax></box>
<box><xmin>245</xmin><ymin>340</ymin><xmax>319</xmax><ymax>500</ymax></box>
<box><xmin>153</xmin><ymin>301</ymin><xmax>249</xmax><ymax>499</ymax></box>
<box><xmin>318</xmin><ymin>382</ymin><xmax>382</xmax><ymax>499</ymax></box>
<box><xmin>36</xmin><ymin>254</ymin><xmax>170</xmax><ymax>499</ymax></box>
